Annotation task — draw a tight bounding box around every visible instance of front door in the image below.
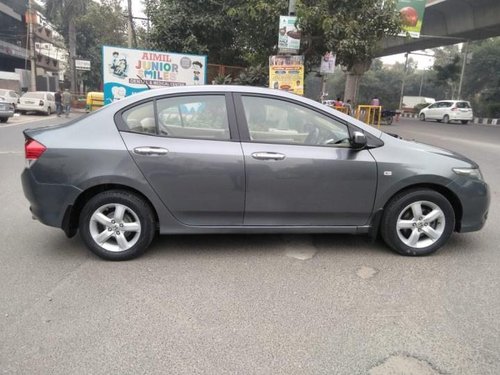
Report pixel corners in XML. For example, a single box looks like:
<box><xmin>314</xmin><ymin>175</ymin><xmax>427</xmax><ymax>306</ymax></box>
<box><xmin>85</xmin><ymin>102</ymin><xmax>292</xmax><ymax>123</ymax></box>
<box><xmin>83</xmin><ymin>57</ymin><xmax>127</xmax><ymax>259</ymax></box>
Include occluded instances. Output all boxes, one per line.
<box><xmin>119</xmin><ymin>94</ymin><xmax>245</xmax><ymax>226</ymax></box>
<box><xmin>235</xmin><ymin>94</ymin><xmax>377</xmax><ymax>226</ymax></box>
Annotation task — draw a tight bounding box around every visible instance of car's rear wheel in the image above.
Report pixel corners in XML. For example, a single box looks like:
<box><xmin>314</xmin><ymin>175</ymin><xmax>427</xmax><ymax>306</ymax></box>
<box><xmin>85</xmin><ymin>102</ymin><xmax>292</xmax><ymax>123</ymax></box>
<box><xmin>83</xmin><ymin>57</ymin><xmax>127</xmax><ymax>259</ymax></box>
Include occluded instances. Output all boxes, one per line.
<box><xmin>419</xmin><ymin>113</ymin><xmax>425</xmax><ymax>121</ymax></box>
<box><xmin>380</xmin><ymin>189</ymin><xmax>455</xmax><ymax>256</ymax></box>
<box><xmin>461</xmin><ymin>120</ymin><xmax>469</xmax><ymax>124</ymax></box>
<box><xmin>443</xmin><ymin>114</ymin><xmax>450</xmax><ymax>123</ymax></box>
<box><xmin>79</xmin><ymin>190</ymin><xmax>155</xmax><ymax>260</ymax></box>
<box><xmin>0</xmin><ymin>117</ymin><xmax>7</xmax><ymax>123</ymax></box>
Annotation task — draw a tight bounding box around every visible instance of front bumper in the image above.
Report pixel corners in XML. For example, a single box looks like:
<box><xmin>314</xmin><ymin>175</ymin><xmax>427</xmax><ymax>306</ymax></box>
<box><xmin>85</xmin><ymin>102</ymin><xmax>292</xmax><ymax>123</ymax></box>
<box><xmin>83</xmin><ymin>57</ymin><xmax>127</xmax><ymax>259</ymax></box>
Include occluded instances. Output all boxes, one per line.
<box><xmin>448</xmin><ymin>177</ymin><xmax>490</xmax><ymax>233</ymax></box>
<box><xmin>21</xmin><ymin>167</ymin><xmax>82</xmax><ymax>228</ymax></box>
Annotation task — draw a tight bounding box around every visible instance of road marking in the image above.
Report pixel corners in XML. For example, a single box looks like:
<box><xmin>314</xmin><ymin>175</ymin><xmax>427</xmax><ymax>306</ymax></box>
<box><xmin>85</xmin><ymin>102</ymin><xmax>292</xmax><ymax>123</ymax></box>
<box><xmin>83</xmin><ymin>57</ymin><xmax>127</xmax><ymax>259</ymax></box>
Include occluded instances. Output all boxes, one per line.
<box><xmin>369</xmin><ymin>354</ymin><xmax>441</xmax><ymax>375</ymax></box>
<box><xmin>356</xmin><ymin>266</ymin><xmax>378</xmax><ymax>279</ymax></box>
<box><xmin>283</xmin><ymin>235</ymin><xmax>317</xmax><ymax>260</ymax></box>
<box><xmin>0</xmin><ymin>151</ymin><xmax>23</xmax><ymax>154</ymax></box>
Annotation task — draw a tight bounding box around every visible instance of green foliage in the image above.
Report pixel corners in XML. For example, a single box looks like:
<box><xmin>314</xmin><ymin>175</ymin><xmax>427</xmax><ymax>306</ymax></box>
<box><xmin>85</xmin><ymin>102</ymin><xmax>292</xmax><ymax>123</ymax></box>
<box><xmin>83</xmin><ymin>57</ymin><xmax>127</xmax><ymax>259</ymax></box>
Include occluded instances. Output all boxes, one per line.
<box><xmin>463</xmin><ymin>38</ymin><xmax>500</xmax><ymax>117</ymax></box>
<box><xmin>234</xmin><ymin>65</ymin><xmax>269</xmax><ymax>87</ymax></box>
<box><xmin>145</xmin><ymin>0</ymin><xmax>287</xmax><ymax>67</ymax></box>
<box><xmin>213</xmin><ymin>74</ymin><xmax>233</xmax><ymax>85</ymax></box>
<box><xmin>75</xmin><ymin>0</ymin><xmax>128</xmax><ymax>90</ymax></box>
<box><xmin>296</xmin><ymin>0</ymin><xmax>402</xmax><ymax>71</ymax></box>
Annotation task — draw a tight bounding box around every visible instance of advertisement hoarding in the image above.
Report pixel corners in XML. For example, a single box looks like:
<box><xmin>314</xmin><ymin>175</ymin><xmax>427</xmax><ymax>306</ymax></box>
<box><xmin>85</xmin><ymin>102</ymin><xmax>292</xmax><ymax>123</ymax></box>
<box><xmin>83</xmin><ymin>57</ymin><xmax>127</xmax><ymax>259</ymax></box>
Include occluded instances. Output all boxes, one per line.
<box><xmin>278</xmin><ymin>16</ymin><xmax>301</xmax><ymax>54</ymax></box>
<box><xmin>269</xmin><ymin>55</ymin><xmax>304</xmax><ymax>96</ymax></box>
<box><xmin>320</xmin><ymin>52</ymin><xmax>336</xmax><ymax>74</ymax></box>
<box><xmin>102</xmin><ymin>46</ymin><xmax>207</xmax><ymax>104</ymax></box>
<box><xmin>75</xmin><ymin>59</ymin><xmax>91</xmax><ymax>71</ymax></box>
<box><xmin>397</xmin><ymin>0</ymin><xmax>427</xmax><ymax>38</ymax></box>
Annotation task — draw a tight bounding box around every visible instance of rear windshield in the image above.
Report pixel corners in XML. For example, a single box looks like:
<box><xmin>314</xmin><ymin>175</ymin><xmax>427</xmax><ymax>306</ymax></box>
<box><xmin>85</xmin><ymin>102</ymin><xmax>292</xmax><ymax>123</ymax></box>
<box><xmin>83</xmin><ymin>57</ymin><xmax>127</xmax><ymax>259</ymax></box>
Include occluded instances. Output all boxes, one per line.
<box><xmin>455</xmin><ymin>101</ymin><xmax>471</xmax><ymax>109</ymax></box>
<box><xmin>23</xmin><ymin>92</ymin><xmax>44</xmax><ymax>99</ymax></box>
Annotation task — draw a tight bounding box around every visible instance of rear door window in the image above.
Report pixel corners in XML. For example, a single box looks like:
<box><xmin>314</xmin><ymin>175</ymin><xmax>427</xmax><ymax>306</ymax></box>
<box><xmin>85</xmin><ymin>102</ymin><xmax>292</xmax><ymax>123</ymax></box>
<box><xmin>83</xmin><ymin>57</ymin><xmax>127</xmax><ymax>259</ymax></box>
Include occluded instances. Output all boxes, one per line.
<box><xmin>122</xmin><ymin>101</ymin><xmax>156</xmax><ymax>134</ymax></box>
<box><xmin>456</xmin><ymin>101</ymin><xmax>471</xmax><ymax>109</ymax></box>
<box><xmin>156</xmin><ymin>95</ymin><xmax>230</xmax><ymax>140</ymax></box>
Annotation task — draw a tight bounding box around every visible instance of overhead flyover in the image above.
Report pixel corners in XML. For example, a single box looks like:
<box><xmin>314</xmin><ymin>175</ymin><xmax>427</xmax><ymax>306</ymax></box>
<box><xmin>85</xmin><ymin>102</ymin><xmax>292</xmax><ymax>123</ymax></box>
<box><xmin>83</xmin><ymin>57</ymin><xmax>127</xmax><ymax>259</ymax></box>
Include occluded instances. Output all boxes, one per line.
<box><xmin>378</xmin><ymin>0</ymin><xmax>500</xmax><ymax>56</ymax></box>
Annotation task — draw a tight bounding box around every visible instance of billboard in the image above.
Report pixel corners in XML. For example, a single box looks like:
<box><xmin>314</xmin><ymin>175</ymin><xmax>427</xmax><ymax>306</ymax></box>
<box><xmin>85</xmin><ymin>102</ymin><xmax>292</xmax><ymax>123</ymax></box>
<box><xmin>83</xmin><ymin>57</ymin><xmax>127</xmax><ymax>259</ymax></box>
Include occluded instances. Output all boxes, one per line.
<box><xmin>278</xmin><ymin>16</ymin><xmax>301</xmax><ymax>54</ymax></box>
<box><xmin>269</xmin><ymin>55</ymin><xmax>304</xmax><ymax>96</ymax></box>
<box><xmin>75</xmin><ymin>59</ymin><xmax>91</xmax><ymax>71</ymax></box>
<box><xmin>320</xmin><ymin>52</ymin><xmax>336</xmax><ymax>74</ymax></box>
<box><xmin>397</xmin><ymin>0</ymin><xmax>427</xmax><ymax>38</ymax></box>
<box><xmin>102</xmin><ymin>46</ymin><xmax>207</xmax><ymax>104</ymax></box>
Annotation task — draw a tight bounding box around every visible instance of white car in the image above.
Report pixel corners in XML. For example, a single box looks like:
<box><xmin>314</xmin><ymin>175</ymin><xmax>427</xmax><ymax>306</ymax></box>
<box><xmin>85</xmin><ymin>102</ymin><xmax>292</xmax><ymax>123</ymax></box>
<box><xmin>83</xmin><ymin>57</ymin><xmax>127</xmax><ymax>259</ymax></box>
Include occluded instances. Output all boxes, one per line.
<box><xmin>0</xmin><ymin>89</ymin><xmax>19</xmax><ymax>109</ymax></box>
<box><xmin>18</xmin><ymin>91</ymin><xmax>56</xmax><ymax>115</ymax></box>
<box><xmin>419</xmin><ymin>100</ymin><xmax>473</xmax><ymax>124</ymax></box>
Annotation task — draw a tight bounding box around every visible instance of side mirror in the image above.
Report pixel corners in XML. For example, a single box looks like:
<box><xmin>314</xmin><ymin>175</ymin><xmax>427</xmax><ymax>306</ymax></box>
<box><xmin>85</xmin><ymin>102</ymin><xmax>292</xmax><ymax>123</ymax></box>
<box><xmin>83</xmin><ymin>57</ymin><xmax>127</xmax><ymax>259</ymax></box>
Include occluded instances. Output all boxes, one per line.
<box><xmin>351</xmin><ymin>131</ymin><xmax>367</xmax><ymax>149</ymax></box>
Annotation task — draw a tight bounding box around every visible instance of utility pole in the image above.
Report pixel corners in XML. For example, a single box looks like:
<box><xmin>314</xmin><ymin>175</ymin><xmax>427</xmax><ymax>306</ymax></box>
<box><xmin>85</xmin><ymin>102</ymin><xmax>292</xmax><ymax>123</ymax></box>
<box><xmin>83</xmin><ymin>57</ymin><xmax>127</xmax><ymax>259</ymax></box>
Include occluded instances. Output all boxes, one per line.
<box><xmin>28</xmin><ymin>0</ymin><xmax>37</xmax><ymax>91</ymax></box>
<box><xmin>288</xmin><ymin>0</ymin><xmax>296</xmax><ymax>15</ymax></box>
<box><xmin>398</xmin><ymin>52</ymin><xmax>409</xmax><ymax>111</ymax></box>
<box><xmin>457</xmin><ymin>41</ymin><xmax>469</xmax><ymax>99</ymax></box>
<box><xmin>127</xmin><ymin>0</ymin><xmax>135</xmax><ymax>48</ymax></box>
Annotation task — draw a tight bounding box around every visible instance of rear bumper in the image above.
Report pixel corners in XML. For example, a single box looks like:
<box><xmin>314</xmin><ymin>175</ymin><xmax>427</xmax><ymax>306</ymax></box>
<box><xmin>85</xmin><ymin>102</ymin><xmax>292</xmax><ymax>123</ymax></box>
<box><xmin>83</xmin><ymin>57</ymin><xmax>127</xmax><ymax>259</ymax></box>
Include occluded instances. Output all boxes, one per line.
<box><xmin>21</xmin><ymin>167</ymin><xmax>82</xmax><ymax>228</ymax></box>
<box><xmin>17</xmin><ymin>104</ymin><xmax>47</xmax><ymax>112</ymax></box>
<box><xmin>0</xmin><ymin>109</ymin><xmax>14</xmax><ymax>118</ymax></box>
<box><xmin>449</xmin><ymin>112</ymin><xmax>473</xmax><ymax>121</ymax></box>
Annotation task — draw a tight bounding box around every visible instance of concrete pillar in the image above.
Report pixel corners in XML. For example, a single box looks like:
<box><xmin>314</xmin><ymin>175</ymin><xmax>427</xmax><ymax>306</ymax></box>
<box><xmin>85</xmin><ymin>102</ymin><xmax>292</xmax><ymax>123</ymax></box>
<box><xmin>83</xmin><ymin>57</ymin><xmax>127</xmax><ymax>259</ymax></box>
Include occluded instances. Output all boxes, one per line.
<box><xmin>343</xmin><ymin>61</ymin><xmax>371</xmax><ymax>105</ymax></box>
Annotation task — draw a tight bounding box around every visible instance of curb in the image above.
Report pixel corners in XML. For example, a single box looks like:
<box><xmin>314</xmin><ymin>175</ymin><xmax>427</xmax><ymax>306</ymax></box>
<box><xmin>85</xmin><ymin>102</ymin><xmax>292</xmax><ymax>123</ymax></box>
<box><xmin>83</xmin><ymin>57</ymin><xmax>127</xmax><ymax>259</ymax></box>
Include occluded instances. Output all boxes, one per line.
<box><xmin>400</xmin><ymin>113</ymin><xmax>499</xmax><ymax>125</ymax></box>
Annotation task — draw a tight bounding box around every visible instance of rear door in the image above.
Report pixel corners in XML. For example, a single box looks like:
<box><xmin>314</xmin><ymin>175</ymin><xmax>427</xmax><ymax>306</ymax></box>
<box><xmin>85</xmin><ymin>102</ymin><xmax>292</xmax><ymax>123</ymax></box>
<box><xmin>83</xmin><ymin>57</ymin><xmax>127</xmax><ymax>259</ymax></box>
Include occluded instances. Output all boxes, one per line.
<box><xmin>234</xmin><ymin>94</ymin><xmax>377</xmax><ymax>226</ymax></box>
<box><xmin>117</xmin><ymin>93</ymin><xmax>245</xmax><ymax>226</ymax></box>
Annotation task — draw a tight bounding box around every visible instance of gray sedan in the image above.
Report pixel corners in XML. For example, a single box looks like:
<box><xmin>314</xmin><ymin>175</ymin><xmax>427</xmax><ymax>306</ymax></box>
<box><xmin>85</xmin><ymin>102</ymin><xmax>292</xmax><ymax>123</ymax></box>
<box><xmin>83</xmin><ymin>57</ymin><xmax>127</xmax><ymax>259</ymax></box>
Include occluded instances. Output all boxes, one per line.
<box><xmin>0</xmin><ymin>98</ymin><xmax>14</xmax><ymax>123</ymax></box>
<box><xmin>21</xmin><ymin>86</ymin><xmax>489</xmax><ymax>260</ymax></box>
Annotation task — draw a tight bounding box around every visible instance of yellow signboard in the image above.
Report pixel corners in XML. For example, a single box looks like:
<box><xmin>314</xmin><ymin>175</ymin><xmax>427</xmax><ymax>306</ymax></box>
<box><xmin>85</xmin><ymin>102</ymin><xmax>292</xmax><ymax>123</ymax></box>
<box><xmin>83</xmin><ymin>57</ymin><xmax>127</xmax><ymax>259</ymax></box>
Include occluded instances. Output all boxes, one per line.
<box><xmin>269</xmin><ymin>55</ymin><xmax>304</xmax><ymax>96</ymax></box>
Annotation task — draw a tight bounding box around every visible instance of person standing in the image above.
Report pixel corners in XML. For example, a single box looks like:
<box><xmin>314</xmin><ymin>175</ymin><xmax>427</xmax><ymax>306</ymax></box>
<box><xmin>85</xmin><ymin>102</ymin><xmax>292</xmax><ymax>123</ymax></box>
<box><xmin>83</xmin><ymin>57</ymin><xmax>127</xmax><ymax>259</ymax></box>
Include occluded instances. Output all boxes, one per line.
<box><xmin>62</xmin><ymin>89</ymin><xmax>71</xmax><ymax>118</ymax></box>
<box><xmin>344</xmin><ymin>99</ymin><xmax>354</xmax><ymax>116</ymax></box>
<box><xmin>54</xmin><ymin>90</ymin><xmax>62</xmax><ymax>117</ymax></box>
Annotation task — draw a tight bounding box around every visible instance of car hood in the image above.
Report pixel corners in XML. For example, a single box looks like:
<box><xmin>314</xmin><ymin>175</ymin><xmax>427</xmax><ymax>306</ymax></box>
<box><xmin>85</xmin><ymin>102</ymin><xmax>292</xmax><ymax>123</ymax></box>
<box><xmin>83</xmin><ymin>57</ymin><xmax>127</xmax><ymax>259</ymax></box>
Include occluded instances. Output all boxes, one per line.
<box><xmin>380</xmin><ymin>132</ymin><xmax>478</xmax><ymax>168</ymax></box>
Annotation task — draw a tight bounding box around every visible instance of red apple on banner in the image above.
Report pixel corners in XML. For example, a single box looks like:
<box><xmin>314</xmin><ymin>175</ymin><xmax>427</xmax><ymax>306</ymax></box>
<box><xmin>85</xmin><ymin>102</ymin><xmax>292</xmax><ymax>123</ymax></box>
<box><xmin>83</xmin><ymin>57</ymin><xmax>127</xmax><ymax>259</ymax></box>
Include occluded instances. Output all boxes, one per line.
<box><xmin>400</xmin><ymin>6</ymin><xmax>419</xmax><ymax>27</ymax></box>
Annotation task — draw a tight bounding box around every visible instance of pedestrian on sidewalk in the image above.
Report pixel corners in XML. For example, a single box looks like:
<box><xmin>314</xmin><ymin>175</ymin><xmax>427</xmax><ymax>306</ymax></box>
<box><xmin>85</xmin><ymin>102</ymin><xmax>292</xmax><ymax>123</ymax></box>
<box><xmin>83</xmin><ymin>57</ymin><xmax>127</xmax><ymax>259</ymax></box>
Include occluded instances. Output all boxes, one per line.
<box><xmin>62</xmin><ymin>89</ymin><xmax>71</xmax><ymax>118</ymax></box>
<box><xmin>54</xmin><ymin>90</ymin><xmax>62</xmax><ymax>117</ymax></box>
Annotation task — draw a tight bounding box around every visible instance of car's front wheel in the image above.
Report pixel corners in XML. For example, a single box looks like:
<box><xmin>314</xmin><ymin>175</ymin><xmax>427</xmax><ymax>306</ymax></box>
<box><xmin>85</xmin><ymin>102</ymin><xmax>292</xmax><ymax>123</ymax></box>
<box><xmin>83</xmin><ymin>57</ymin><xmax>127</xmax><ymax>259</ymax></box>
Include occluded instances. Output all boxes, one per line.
<box><xmin>79</xmin><ymin>190</ymin><xmax>156</xmax><ymax>260</ymax></box>
<box><xmin>443</xmin><ymin>114</ymin><xmax>450</xmax><ymax>123</ymax></box>
<box><xmin>419</xmin><ymin>113</ymin><xmax>425</xmax><ymax>121</ymax></box>
<box><xmin>380</xmin><ymin>189</ymin><xmax>455</xmax><ymax>256</ymax></box>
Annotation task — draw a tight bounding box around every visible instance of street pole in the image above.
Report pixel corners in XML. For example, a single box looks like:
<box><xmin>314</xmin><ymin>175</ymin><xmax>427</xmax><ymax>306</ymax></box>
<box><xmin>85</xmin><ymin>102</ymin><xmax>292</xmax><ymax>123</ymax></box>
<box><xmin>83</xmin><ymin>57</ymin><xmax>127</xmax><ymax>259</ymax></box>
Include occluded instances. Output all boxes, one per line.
<box><xmin>398</xmin><ymin>52</ymin><xmax>409</xmax><ymax>111</ymax></box>
<box><xmin>28</xmin><ymin>0</ymin><xmax>37</xmax><ymax>91</ymax></box>
<box><xmin>419</xmin><ymin>69</ymin><xmax>425</xmax><ymax>97</ymax></box>
<box><xmin>457</xmin><ymin>41</ymin><xmax>469</xmax><ymax>99</ymax></box>
<box><xmin>127</xmin><ymin>0</ymin><xmax>134</xmax><ymax>48</ymax></box>
<box><xmin>288</xmin><ymin>0</ymin><xmax>297</xmax><ymax>15</ymax></box>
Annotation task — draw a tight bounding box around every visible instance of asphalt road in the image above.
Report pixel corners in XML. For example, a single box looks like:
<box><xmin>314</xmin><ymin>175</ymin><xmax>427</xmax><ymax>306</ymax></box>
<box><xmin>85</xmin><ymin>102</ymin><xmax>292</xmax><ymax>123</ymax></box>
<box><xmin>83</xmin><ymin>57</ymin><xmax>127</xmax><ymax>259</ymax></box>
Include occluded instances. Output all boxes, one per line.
<box><xmin>0</xmin><ymin>116</ymin><xmax>499</xmax><ymax>374</ymax></box>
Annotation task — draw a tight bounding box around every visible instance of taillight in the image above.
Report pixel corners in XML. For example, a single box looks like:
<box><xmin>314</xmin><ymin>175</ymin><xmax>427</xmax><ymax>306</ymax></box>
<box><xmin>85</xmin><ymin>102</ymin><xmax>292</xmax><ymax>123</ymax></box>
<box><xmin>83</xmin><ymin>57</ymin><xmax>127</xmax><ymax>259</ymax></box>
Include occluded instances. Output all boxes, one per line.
<box><xmin>39</xmin><ymin>100</ymin><xmax>44</xmax><ymax>106</ymax></box>
<box><xmin>25</xmin><ymin>139</ymin><xmax>46</xmax><ymax>160</ymax></box>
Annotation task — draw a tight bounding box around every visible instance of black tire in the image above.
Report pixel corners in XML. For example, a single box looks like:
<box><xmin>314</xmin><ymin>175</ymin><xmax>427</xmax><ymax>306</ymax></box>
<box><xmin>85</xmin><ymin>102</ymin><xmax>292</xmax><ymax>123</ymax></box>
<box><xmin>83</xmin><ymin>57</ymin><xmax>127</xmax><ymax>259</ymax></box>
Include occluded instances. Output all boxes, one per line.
<box><xmin>461</xmin><ymin>120</ymin><xmax>469</xmax><ymax>124</ymax></box>
<box><xmin>0</xmin><ymin>117</ymin><xmax>7</xmax><ymax>123</ymax></box>
<box><xmin>19</xmin><ymin>110</ymin><xmax>26</xmax><ymax>115</ymax></box>
<box><xmin>380</xmin><ymin>189</ymin><xmax>455</xmax><ymax>256</ymax></box>
<box><xmin>79</xmin><ymin>190</ymin><xmax>156</xmax><ymax>260</ymax></box>
<box><xmin>443</xmin><ymin>114</ymin><xmax>450</xmax><ymax>124</ymax></box>
<box><xmin>419</xmin><ymin>113</ymin><xmax>425</xmax><ymax>121</ymax></box>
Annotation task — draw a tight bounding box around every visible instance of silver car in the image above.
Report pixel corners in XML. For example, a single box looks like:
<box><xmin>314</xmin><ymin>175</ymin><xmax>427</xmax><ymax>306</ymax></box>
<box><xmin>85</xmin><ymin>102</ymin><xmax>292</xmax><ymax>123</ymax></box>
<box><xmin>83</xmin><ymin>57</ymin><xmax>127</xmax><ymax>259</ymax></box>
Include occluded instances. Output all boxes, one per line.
<box><xmin>21</xmin><ymin>86</ymin><xmax>490</xmax><ymax>260</ymax></box>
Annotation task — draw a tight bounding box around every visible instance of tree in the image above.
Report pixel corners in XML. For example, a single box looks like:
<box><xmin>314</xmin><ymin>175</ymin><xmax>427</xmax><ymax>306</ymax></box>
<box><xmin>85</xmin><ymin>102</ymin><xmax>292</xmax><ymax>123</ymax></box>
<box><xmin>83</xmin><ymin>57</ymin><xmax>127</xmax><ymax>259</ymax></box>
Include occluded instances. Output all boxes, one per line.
<box><xmin>463</xmin><ymin>38</ymin><xmax>500</xmax><ymax>117</ymax></box>
<box><xmin>432</xmin><ymin>45</ymin><xmax>461</xmax><ymax>99</ymax></box>
<box><xmin>145</xmin><ymin>0</ymin><xmax>287</xmax><ymax>67</ymax></box>
<box><xmin>45</xmin><ymin>0</ymin><xmax>87</xmax><ymax>93</ymax></box>
<box><xmin>75</xmin><ymin>0</ymin><xmax>128</xmax><ymax>90</ymax></box>
<box><xmin>296</xmin><ymin>0</ymin><xmax>402</xmax><ymax>102</ymax></box>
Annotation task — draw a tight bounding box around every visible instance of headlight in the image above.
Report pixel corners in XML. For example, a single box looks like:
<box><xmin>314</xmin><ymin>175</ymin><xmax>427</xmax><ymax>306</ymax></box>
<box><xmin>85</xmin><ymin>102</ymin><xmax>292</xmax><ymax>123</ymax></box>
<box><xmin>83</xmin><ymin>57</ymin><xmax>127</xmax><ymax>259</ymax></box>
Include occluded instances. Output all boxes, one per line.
<box><xmin>453</xmin><ymin>167</ymin><xmax>483</xmax><ymax>180</ymax></box>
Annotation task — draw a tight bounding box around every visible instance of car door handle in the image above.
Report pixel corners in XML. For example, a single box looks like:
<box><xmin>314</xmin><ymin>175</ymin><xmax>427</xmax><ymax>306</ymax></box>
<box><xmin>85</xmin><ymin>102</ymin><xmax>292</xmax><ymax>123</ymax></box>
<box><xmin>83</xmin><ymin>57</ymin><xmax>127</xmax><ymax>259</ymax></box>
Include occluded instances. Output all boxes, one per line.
<box><xmin>251</xmin><ymin>152</ymin><xmax>286</xmax><ymax>161</ymax></box>
<box><xmin>133</xmin><ymin>147</ymin><xmax>169</xmax><ymax>156</ymax></box>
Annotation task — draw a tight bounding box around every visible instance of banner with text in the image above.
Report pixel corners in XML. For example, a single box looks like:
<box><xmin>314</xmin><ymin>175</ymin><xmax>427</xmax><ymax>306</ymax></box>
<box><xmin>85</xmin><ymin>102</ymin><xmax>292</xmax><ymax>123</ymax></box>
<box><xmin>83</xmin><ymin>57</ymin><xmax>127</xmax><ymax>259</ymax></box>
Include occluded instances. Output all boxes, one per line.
<box><xmin>278</xmin><ymin>16</ymin><xmax>301</xmax><ymax>54</ymax></box>
<box><xmin>269</xmin><ymin>55</ymin><xmax>304</xmax><ymax>96</ymax></box>
<box><xmin>397</xmin><ymin>0</ymin><xmax>427</xmax><ymax>38</ymax></box>
<box><xmin>102</xmin><ymin>46</ymin><xmax>207</xmax><ymax>104</ymax></box>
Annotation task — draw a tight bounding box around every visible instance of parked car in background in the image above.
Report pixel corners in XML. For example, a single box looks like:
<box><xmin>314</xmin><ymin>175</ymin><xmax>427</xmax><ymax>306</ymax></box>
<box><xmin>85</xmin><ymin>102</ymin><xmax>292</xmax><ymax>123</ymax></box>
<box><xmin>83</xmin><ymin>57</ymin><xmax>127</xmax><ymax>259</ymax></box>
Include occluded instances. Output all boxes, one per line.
<box><xmin>0</xmin><ymin>89</ymin><xmax>19</xmax><ymax>109</ymax></box>
<box><xmin>419</xmin><ymin>100</ymin><xmax>473</xmax><ymax>124</ymax></box>
<box><xmin>21</xmin><ymin>86</ymin><xmax>489</xmax><ymax>261</ymax></box>
<box><xmin>0</xmin><ymin>97</ymin><xmax>15</xmax><ymax>123</ymax></box>
<box><xmin>17</xmin><ymin>91</ymin><xmax>56</xmax><ymax>115</ymax></box>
